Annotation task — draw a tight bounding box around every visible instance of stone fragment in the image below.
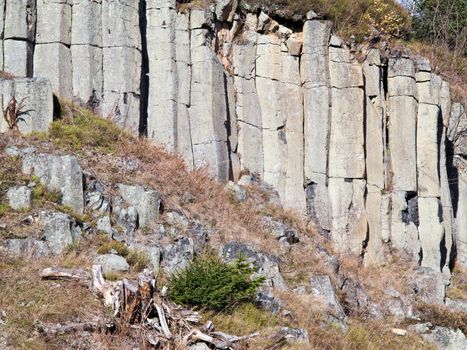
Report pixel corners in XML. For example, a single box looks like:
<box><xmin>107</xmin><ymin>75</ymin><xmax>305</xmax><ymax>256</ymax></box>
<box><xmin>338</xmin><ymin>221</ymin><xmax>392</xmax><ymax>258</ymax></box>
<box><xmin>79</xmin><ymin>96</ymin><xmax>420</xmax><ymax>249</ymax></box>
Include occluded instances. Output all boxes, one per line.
<box><xmin>410</xmin><ymin>267</ymin><xmax>445</xmax><ymax>304</ymax></box>
<box><xmin>417</xmin><ymin>104</ymin><xmax>441</xmax><ymax>197</ymax></box>
<box><xmin>189</xmin><ymin>28</ymin><xmax>230</xmax><ymax>181</ymax></box>
<box><xmin>388</xmin><ymin>96</ymin><xmax>418</xmax><ymax>192</ymax></box>
<box><xmin>0</xmin><ymin>78</ymin><xmax>53</xmax><ymax>134</ymax></box>
<box><xmin>328</xmin><ymin>87</ymin><xmax>365</xmax><ymax>178</ymax></box>
<box><xmin>117</xmin><ymin>184</ymin><xmax>161</xmax><ymax>227</ymax></box>
<box><xmin>128</xmin><ymin>243</ymin><xmax>161</xmax><ymax>273</ymax></box>
<box><xmin>7</xmin><ymin>186</ymin><xmax>31</xmax><ymax>210</ymax></box>
<box><xmin>94</xmin><ymin>254</ymin><xmax>130</xmax><ymax>274</ymax></box>
<box><xmin>328</xmin><ymin>178</ymin><xmax>367</xmax><ymax>255</ymax></box>
<box><xmin>285</xmin><ymin>33</ymin><xmax>302</xmax><ymax>56</ymax></box>
<box><xmin>233</xmin><ymin>32</ymin><xmax>263</xmax><ymax>176</ymax></box>
<box><xmin>71</xmin><ymin>0</ymin><xmax>102</xmax><ymax>46</ymax></box>
<box><xmin>71</xmin><ymin>45</ymin><xmax>103</xmax><ymax>107</ymax></box>
<box><xmin>161</xmin><ymin>237</ymin><xmax>195</xmax><ymax>275</ymax></box>
<box><xmin>4</xmin><ymin>0</ymin><xmax>36</xmax><ymax>41</ymax></box>
<box><xmin>261</xmin><ymin>216</ymin><xmax>299</xmax><ymax>244</ymax></box>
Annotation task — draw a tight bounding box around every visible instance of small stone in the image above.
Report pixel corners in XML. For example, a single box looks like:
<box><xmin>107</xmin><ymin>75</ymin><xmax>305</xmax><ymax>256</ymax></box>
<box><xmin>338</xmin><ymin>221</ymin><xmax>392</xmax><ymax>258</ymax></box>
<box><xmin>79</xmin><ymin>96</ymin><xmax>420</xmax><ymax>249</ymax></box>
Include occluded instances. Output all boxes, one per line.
<box><xmin>7</xmin><ymin>186</ymin><xmax>32</xmax><ymax>210</ymax></box>
<box><xmin>93</xmin><ymin>254</ymin><xmax>130</xmax><ymax>274</ymax></box>
<box><xmin>306</xmin><ymin>10</ymin><xmax>318</xmax><ymax>20</ymax></box>
<box><xmin>392</xmin><ymin>328</ymin><xmax>407</xmax><ymax>336</ymax></box>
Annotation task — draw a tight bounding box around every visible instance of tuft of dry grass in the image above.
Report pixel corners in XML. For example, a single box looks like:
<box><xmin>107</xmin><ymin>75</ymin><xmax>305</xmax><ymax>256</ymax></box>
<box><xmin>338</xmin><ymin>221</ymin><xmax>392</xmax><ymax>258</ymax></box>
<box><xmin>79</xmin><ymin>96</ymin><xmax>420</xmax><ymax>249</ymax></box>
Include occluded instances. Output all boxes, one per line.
<box><xmin>414</xmin><ymin>303</ymin><xmax>467</xmax><ymax>334</ymax></box>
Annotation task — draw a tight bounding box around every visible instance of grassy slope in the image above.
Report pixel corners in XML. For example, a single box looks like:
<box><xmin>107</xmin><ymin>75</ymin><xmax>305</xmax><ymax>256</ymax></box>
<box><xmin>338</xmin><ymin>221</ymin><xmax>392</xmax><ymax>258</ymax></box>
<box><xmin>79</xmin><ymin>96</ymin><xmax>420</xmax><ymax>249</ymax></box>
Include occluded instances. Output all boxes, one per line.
<box><xmin>0</xmin><ymin>102</ymin><xmax>455</xmax><ymax>348</ymax></box>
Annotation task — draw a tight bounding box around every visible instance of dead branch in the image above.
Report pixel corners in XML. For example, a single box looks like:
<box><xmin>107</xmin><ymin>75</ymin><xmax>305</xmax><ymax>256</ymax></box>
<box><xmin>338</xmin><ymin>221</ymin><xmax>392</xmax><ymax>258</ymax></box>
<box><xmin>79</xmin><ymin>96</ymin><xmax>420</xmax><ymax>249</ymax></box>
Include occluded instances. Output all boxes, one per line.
<box><xmin>40</xmin><ymin>267</ymin><xmax>89</xmax><ymax>283</ymax></box>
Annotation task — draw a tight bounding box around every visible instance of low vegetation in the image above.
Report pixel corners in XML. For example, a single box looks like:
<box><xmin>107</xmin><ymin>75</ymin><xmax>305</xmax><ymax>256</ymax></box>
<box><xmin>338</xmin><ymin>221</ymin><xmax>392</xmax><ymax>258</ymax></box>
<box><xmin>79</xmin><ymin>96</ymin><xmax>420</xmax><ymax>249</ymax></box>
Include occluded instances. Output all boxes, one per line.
<box><xmin>46</xmin><ymin>100</ymin><xmax>125</xmax><ymax>154</ymax></box>
<box><xmin>168</xmin><ymin>255</ymin><xmax>265</xmax><ymax>311</ymax></box>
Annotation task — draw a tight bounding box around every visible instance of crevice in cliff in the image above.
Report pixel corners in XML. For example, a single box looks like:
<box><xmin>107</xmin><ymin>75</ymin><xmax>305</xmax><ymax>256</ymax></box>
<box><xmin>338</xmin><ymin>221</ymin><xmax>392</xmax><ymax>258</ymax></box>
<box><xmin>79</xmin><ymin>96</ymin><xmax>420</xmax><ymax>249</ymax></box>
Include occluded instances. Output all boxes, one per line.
<box><xmin>138</xmin><ymin>0</ymin><xmax>149</xmax><ymax>137</ymax></box>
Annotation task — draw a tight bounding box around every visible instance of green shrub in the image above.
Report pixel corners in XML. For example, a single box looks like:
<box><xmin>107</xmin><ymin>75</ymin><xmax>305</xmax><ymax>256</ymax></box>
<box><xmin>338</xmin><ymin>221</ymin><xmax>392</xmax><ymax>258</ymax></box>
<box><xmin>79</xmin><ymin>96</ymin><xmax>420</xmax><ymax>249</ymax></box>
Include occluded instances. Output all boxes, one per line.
<box><xmin>168</xmin><ymin>255</ymin><xmax>265</xmax><ymax>311</ymax></box>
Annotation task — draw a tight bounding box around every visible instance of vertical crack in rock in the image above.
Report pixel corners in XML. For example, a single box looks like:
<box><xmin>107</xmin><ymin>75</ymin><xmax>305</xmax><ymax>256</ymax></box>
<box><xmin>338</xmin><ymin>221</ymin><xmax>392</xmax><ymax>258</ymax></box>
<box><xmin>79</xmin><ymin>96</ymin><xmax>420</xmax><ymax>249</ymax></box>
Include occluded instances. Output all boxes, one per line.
<box><xmin>139</xmin><ymin>0</ymin><xmax>149</xmax><ymax>136</ymax></box>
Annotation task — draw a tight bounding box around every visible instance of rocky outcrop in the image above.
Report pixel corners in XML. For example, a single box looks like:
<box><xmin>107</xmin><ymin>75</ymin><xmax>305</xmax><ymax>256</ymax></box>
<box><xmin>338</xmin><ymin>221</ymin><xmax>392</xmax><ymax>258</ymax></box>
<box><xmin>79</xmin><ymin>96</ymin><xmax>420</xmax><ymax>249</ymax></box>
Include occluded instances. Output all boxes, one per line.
<box><xmin>0</xmin><ymin>77</ymin><xmax>53</xmax><ymax>133</ymax></box>
<box><xmin>22</xmin><ymin>153</ymin><xmax>84</xmax><ymax>214</ymax></box>
<box><xmin>1</xmin><ymin>1</ymin><xmax>466</xmax><ymax>274</ymax></box>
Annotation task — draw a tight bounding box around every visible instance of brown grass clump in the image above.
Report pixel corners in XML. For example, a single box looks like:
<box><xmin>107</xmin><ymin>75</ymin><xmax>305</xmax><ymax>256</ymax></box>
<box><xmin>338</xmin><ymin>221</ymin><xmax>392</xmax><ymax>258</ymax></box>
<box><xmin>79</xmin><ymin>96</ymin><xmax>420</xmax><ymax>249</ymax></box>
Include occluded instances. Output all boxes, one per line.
<box><xmin>414</xmin><ymin>303</ymin><xmax>467</xmax><ymax>334</ymax></box>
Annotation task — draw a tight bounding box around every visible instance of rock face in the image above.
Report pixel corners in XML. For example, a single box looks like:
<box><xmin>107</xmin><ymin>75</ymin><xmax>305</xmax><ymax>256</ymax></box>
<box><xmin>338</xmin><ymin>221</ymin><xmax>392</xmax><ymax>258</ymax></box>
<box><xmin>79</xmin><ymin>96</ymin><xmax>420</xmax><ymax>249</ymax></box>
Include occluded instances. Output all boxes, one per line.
<box><xmin>22</xmin><ymin>153</ymin><xmax>84</xmax><ymax>214</ymax></box>
<box><xmin>0</xmin><ymin>77</ymin><xmax>53</xmax><ymax>134</ymax></box>
<box><xmin>7</xmin><ymin>186</ymin><xmax>31</xmax><ymax>210</ymax></box>
<box><xmin>0</xmin><ymin>2</ymin><xmax>466</xmax><ymax>273</ymax></box>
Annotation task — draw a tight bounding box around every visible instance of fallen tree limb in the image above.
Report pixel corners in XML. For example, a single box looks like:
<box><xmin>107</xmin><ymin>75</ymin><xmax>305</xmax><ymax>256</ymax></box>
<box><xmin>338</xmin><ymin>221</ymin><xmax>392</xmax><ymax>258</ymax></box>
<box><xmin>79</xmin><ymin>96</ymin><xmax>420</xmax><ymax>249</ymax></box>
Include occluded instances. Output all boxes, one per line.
<box><xmin>40</xmin><ymin>267</ymin><xmax>89</xmax><ymax>282</ymax></box>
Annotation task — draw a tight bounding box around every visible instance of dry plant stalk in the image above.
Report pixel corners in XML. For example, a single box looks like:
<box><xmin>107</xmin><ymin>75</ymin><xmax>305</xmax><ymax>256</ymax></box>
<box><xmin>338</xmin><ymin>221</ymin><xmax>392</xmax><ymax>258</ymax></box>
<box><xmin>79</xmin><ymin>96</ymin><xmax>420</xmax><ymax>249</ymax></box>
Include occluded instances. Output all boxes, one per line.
<box><xmin>3</xmin><ymin>96</ymin><xmax>29</xmax><ymax>130</ymax></box>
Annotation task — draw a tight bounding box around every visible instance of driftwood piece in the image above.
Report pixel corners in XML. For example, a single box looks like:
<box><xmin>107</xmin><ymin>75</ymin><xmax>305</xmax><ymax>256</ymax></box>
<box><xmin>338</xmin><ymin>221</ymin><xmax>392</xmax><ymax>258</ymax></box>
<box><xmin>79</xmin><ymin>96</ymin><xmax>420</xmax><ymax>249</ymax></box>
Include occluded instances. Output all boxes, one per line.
<box><xmin>40</xmin><ymin>267</ymin><xmax>89</xmax><ymax>282</ymax></box>
<box><xmin>155</xmin><ymin>303</ymin><xmax>172</xmax><ymax>339</ymax></box>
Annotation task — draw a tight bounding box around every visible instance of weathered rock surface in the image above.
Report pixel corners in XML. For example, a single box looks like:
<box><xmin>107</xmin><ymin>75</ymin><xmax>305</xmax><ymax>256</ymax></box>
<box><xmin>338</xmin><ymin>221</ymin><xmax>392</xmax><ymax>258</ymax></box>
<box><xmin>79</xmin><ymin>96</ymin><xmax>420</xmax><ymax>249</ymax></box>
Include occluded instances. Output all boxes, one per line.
<box><xmin>94</xmin><ymin>254</ymin><xmax>130</xmax><ymax>274</ymax></box>
<box><xmin>0</xmin><ymin>3</ymin><xmax>465</xmax><ymax>273</ymax></box>
<box><xmin>0</xmin><ymin>78</ymin><xmax>53</xmax><ymax>134</ymax></box>
<box><xmin>117</xmin><ymin>184</ymin><xmax>161</xmax><ymax>227</ymax></box>
<box><xmin>309</xmin><ymin>275</ymin><xmax>348</xmax><ymax>331</ymax></box>
<box><xmin>40</xmin><ymin>211</ymin><xmax>81</xmax><ymax>255</ymax></box>
<box><xmin>7</xmin><ymin>186</ymin><xmax>31</xmax><ymax>210</ymax></box>
<box><xmin>221</xmin><ymin>242</ymin><xmax>287</xmax><ymax>291</ymax></box>
<box><xmin>22</xmin><ymin>153</ymin><xmax>84</xmax><ymax>214</ymax></box>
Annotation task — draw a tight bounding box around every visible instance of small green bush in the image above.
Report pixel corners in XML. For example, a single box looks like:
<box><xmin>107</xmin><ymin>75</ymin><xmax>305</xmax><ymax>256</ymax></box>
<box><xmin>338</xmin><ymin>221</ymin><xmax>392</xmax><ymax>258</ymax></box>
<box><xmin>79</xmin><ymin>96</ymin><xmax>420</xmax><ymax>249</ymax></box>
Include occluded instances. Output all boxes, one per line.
<box><xmin>168</xmin><ymin>255</ymin><xmax>264</xmax><ymax>311</ymax></box>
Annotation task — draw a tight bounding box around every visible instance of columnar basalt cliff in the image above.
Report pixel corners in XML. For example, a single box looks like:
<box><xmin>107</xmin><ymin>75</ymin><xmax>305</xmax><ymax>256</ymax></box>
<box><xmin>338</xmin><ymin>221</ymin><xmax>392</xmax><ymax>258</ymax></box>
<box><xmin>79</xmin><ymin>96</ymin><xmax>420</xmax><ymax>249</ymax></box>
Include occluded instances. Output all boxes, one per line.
<box><xmin>0</xmin><ymin>0</ymin><xmax>466</xmax><ymax>274</ymax></box>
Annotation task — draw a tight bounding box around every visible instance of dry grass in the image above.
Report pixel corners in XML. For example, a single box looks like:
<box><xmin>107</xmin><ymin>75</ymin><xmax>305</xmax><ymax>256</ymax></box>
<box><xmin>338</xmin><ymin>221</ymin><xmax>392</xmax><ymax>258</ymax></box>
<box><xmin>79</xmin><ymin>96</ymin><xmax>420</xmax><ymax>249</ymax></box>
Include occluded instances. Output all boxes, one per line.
<box><xmin>447</xmin><ymin>267</ymin><xmax>467</xmax><ymax>300</ymax></box>
<box><xmin>402</xmin><ymin>40</ymin><xmax>467</xmax><ymax>101</ymax></box>
<box><xmin>414</xmin><ymin>303</ymin><xmax>467</xmax><ymax>334</ymax></box>
<box><xmin>0</xmin><ymin>255</ymin><xmax>101</xmax><ymax>349</ymax></box>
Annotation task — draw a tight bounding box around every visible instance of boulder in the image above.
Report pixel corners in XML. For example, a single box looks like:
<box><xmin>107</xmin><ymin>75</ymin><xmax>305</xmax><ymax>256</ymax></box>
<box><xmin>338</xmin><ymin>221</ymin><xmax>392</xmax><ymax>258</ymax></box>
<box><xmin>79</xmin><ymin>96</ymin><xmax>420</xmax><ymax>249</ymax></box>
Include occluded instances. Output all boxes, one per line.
<box><xmin>40</xmin><ymin>211</ymin><xmax>81</xmax><ymax>255</ymax></box>
<box><xmin>221</xmin><ymin>242</ymin><xmax>287</xmax><ymax>291</ymax></box>
<box><xmin>161</xmin><ymin>237</ymin><xmax>195</xmax><ymax>275</ymax></box>
<box><xmin>117</xmin><ymin>184</ymin><xmax>161</xmax><ymax>227</ymax></box>
<box><xmin>309</xmin><ymin>275</ymin><xmax>348</xmax><ymax>331</ymax></box>
<box><xmin>94</xmin><ymin>254</ymin><xmax>130</xmax><ymax>274</ymax></box>
<box><xmin>128</xmin><ymin>243</ymin><xmax>161</xmax><ymax>274</ymax></box>
<box><xmin>2</xmin><ymin>238</ymin><xmax>50</xmax><ymax>258</ymax></box>
<box><xmin>410</xmin><ymin>267</ymin><xmax>445</xmax><ymax>305</ymax></box>
<box><xmin>22</xmin><ymin>153</ymin><xmax>84</xmax><ymax>214</ymax></box>
<box><xmin>422</xmin><ymin>327</ymin><xmax>467</xmax><ymax>350</ymax></box>
<box><xmin>261</xmin><ymin>216</ymin><xmax>299</xmax><ymax>244</ymax></box>
<box><xmin>7</xmin><ymin>186</ymin><xmax>31</xmax><ymax>210</ymax></box>
<box><xmin>273</xmin><ymin>327</ymin><xmax>309</xmax><ymax>345</ymax></box>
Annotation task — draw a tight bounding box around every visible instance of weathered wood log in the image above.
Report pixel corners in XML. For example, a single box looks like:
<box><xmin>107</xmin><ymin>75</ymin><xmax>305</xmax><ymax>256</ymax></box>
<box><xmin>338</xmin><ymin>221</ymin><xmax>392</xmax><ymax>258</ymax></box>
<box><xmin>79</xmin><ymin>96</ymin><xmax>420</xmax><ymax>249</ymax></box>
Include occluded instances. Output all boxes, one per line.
<box><xmin>155</xmin><ymin>303</ymin><xmax>172</xmax><ymax>339</ymax></box>
<box><xmin>40</xmin><ymin>267</ymin><xmax>89</xmax><ymax>282</ymax></box>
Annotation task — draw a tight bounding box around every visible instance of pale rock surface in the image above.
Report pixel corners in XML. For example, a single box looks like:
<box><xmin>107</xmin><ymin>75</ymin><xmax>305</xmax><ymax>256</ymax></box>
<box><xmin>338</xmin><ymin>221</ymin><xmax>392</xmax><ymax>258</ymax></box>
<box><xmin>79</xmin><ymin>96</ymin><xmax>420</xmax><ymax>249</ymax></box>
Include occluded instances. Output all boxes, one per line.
<box><xmin>34</xmin><ymin>43</ymin><xmax>73</xmax><ymax>98</ymax></box>
<box><xmin>309</xmin><ymin>275</ymin><xmax>348</xmax><ymax>331</ymax></box>
<box><xmin>94</xmin><ymin>254</ymin><xmax>130</xmax><ymax>274</ymax></box>
<box><xmin>40</xmin><ymin>211</ymin><xmax>81</xmax><ymax>255</ymax></box>
<box><xmin>22</xmin><ymin>154</ymin><xmax>84</xmax><ymax>214</ymax></box>
<box><xmin>7</xmin><ymin>186</ymin><xmax>31</xmax><ymax>210</ymax></box>
<box><xmin>3</xmin><ymin>40</ymin><xmax>33</xmax><ymax>77</ymax></box>
<box><xmin>117</xmin><ymin>184</ymin><xmax>161</xmax><ymax>227</ymax></box>
<box><xmin>418</xmin><ymin>197</ymin><xmax>445</xmax><ymax>271</ymax></box>
<box><xmin>0</xmin><ymin>78</ymin><xmax>53</xmax><ymax>134</ymax></box>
